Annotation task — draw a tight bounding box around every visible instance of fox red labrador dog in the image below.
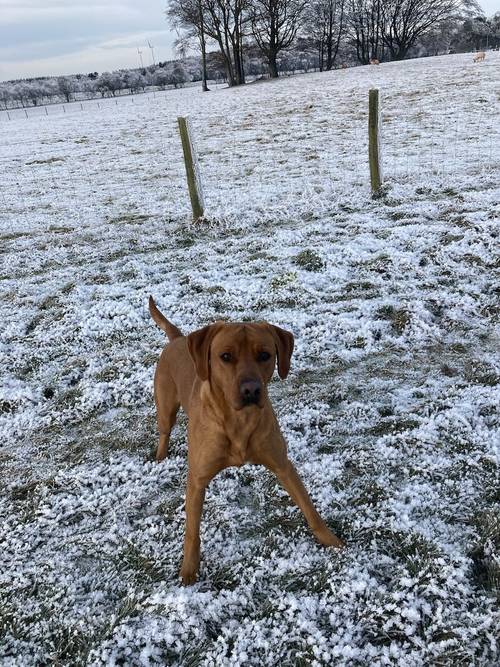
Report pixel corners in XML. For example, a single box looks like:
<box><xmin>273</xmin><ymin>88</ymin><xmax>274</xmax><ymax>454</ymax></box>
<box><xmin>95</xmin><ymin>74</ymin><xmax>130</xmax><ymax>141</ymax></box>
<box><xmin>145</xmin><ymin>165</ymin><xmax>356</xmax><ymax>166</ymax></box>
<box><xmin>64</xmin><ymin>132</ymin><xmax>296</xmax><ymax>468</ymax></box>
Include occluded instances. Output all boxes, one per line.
<box><xmin>149</xmin><ymin>297</ymin><xmax>344</xmax><ymax>585</ymax></box>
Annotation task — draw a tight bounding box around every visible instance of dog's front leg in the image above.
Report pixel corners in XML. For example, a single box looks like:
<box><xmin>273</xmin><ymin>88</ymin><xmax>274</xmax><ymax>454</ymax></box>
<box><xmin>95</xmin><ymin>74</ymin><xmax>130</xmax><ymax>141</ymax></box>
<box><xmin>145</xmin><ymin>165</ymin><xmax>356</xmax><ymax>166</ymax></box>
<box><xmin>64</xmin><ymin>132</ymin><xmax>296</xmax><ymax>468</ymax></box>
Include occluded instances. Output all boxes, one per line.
<box><xmin>179</xmin><ymin>471</ymin><xmax>206</xmax><ymax>585</ymax></box>
<box><xmin>273</xmin><ymin>460</ymin><xmax>345</xmax><ymax>549</ymax></box>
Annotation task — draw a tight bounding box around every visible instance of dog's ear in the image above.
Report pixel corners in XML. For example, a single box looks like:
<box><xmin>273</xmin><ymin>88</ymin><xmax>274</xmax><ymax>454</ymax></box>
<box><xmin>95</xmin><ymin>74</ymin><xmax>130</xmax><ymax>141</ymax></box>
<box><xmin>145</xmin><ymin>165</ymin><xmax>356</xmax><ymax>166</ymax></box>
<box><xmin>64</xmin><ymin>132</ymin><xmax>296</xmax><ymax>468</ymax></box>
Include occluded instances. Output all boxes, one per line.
<box><xmin>269</xmin><ymin>325</ymin><xmax>294</xmax><ymax>379</ymax></box>
<box><xmin>187</xmin><ymin>324</ymin><xmax>220</xmax><ymax>381</ymax></box>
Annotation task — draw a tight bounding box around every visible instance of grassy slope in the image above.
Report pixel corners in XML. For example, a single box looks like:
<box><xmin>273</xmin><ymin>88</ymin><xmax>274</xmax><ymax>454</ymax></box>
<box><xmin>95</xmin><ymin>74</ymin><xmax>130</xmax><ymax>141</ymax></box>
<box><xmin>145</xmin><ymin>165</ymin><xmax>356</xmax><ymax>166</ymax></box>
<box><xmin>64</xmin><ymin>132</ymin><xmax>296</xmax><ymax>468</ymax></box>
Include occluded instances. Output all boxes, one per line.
<box><xmin>0</xmin><ymin>52</ymin><xmax>499</xmax><ymax>665</ymax></box>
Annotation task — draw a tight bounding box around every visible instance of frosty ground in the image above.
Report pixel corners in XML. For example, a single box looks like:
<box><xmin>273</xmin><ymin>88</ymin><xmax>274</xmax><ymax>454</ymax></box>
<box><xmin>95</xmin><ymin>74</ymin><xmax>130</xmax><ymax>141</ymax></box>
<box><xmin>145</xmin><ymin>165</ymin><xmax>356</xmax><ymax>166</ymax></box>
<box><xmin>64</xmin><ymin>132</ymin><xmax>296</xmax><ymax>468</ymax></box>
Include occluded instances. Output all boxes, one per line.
<box><xmin>0</xmin><ymin>52</ymin><xmax>499</xmax><ymax>665</ymax></box>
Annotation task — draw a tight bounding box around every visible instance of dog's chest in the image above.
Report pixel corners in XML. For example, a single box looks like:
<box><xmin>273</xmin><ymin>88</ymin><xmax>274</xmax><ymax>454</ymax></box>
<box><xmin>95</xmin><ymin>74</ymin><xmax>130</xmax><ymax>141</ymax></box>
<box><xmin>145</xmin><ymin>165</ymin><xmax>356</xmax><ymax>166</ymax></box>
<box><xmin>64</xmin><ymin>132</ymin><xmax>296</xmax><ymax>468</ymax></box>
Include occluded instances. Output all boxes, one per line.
<box><xmin>225</xmin><ymin>436</ymin><xmax>256</xmax><ymax>466</ymax></box>
<box><xmin>223</xmin><ymin>418</ymin><xmax>260</xmax><ymax>466</ymax></box>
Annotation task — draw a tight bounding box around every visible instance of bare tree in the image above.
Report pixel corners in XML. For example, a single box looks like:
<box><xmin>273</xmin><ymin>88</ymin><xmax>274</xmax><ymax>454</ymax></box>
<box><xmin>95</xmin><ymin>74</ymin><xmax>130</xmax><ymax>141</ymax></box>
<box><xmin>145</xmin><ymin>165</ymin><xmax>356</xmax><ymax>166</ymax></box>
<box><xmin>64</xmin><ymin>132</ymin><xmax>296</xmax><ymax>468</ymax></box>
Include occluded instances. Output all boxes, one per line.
<box><xmin>95</xmin><ymin>71</ymin><xmax>122</xmax><ymax>97</ymax></box>
<box><xmin>57</xmin><ymin>76</ymin><xmax>76</xmax><ymax>103</ymax></box>
<box><xmin>203</xmin><ymin>0</ymin><xmax>248</xmax><ymax>85</ymax></box>
<box><xmin>304</xmin><ymin>0</ymin><xmax>346</xmax><ymax>70</ymax></box>
<box><xmin>381</xmin><ymin>0</ymin><xmax>481</xmax><ymax>60</ymax></box>
<box><xmin>347</xmin><ymin>0</ymin><xmax>385</xmax><ymax>63</ymax></box>
<box><xmin>249</xmin><ymin>0</ymin><xmax>306</xmax><ymax>78</ymax></box>
<box><xmin>167</xmin><ymin>0</ymin><xmax>248</xmax><ymax>86</ymax></box>
<box><xmin>170</xmin><ymin>62</ymin><xmax>189</xmax><ymax>87</ymax></box>
<box><xmin>456</xmin><ymin>12</ymin><xmax>500</xmax><ymax>51</ymax></box>
<box><xmin>167</xmin><ymin>0</ymin><xmax>210</xmax><ymax>91</ymax></box>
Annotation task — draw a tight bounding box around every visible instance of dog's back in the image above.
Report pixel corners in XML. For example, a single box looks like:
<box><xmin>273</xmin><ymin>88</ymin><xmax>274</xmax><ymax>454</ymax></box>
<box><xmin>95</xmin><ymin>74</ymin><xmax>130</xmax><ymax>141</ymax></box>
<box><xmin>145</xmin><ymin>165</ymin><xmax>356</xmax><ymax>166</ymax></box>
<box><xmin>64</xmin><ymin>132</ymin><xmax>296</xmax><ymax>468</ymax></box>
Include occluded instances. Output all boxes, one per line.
<box><xmin>150</xmin><ymin>296</ymin><xmax>196</xmax><ymax>416</ymax></box>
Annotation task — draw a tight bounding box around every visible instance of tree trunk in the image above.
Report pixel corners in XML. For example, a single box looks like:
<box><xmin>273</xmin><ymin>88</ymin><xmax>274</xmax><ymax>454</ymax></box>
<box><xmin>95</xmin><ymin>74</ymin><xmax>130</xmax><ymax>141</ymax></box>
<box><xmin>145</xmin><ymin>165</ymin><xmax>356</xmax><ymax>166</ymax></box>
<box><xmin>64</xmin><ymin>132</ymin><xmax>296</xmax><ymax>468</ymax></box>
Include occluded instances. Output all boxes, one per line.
<box><xmin>268</xmin><ymin>51</ymin><xmax>279</xmax><ymax>78</ymax></box>
<box><xmin>198</xmin><ymin>0</ymin><xmax>210</xmax><ymax>92</ymax></box>
<box><xmin>234</xmin><ymin>46</ymin><xmax>245</xmax><ymax>84</ymax></box>
<box><xmin>394</xmin><ymin>46</ymin><xmax>409</xmax><ymax>60</ymax></box>
<box><xmin>225</xmin><ymin>59</ymin><xmax>236</xmax><ymax>86</ymax></box>
<box><xmin>231</xmin><ymin>27</ymin><xmax>245</xmax><ymax>85</ymax></box>
<box><xmin>325</xmin><ymin>8</ymin><xmax>334</xmax><ymax>70</ymax></box>
<box><xmin>237</xmin><ymin>14</ymin><xmax>246</xmax><ymax>84</ymax></box>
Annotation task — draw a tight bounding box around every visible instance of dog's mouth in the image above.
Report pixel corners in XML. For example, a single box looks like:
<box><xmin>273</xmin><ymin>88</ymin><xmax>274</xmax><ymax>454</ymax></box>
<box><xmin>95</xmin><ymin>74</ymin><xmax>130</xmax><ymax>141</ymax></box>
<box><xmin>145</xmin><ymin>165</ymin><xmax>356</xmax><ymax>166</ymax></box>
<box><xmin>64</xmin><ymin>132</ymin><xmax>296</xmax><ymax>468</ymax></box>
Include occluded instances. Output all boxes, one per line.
<box><xmin>235</xmin><ymin>397</ymin><xmax>264</xmax><ymax>410</ymax></box>
<box><xmin>242</xmin><ymin>394</ymin><xmax>260</xmax><ymax>407</ymax></box>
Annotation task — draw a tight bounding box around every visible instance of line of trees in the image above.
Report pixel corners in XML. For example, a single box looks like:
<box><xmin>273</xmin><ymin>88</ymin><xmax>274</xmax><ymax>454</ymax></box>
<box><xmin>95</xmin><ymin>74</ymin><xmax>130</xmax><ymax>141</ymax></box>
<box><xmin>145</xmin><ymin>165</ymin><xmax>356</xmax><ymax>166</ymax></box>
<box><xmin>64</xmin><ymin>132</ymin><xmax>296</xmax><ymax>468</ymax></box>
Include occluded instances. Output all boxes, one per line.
<box><xmin>167</xmin><ymin>0</ymin><xmax>495</xmax><ymax>85</ymax></box>
<box><xmin>0</xmin><ymin>4</ymin><xmax>498</xmax><ymax>109</ymax></box>
<box><xmin>0</xmin><ymin>63</ymin><xmax>189</xmax><ymax>110</ymax></box>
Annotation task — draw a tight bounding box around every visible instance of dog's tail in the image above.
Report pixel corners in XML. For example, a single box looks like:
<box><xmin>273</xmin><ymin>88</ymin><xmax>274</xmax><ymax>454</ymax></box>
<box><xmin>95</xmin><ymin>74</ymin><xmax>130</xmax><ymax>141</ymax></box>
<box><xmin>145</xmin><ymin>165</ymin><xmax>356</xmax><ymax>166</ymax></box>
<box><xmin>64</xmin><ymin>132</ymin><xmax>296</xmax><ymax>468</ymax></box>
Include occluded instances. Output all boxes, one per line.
<box><xmin>149</xmin><ymin>296</ymin><xmax>183</xmax><ymax>341</ymax></box>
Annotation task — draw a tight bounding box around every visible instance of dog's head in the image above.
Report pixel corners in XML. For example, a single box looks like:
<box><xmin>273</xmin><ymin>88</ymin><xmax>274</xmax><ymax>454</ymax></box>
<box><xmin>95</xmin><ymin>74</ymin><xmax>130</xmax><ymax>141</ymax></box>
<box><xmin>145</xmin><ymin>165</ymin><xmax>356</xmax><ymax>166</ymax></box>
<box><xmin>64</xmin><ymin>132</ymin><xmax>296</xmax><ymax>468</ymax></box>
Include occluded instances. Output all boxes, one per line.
<box><xmin>187</xmin><ymin>322</ymin><xmax>294</xmax><ymax>411</ymax></box>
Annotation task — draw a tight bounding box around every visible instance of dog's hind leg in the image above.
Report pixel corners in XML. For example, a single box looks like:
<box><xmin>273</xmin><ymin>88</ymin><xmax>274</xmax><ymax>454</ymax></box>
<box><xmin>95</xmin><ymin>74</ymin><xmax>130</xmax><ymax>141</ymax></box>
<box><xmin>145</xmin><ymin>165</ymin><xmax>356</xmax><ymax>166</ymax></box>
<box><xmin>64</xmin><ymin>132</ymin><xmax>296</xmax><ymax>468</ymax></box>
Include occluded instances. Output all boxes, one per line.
<box><xmin>154</xmin><ymin>370</ymin><xmax>180</xmax><ymax>462</ymax></box>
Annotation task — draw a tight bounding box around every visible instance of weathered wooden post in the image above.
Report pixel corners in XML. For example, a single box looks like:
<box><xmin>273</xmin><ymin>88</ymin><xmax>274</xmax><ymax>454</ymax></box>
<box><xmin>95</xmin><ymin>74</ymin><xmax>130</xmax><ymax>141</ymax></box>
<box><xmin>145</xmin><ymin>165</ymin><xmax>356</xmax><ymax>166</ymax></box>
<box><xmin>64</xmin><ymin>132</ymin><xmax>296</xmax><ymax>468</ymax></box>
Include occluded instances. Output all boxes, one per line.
<box><xmin>368</xmin><ymin>89</ymin><xmax>383</xmax><ymax>194</ymax></box>
<box><xmin>177</xmin><ymin>116</ymin><xmax>204</xmax><ymax>221</ymax></box>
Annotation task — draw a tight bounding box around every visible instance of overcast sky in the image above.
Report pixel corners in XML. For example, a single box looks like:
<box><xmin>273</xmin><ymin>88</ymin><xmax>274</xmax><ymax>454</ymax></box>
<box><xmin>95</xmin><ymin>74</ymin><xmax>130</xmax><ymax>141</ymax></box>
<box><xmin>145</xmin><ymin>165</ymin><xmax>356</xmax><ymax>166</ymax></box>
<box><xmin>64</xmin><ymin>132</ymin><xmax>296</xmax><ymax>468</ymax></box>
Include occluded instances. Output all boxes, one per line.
<box><xmin>0</xmin><ymin>0</ymin><xmax>176</xmax><ymax>82</ymax></box>
<box><xmin>0</xmin><ymin>0</ymin><xmax>497</xmax><ymax>82</ymax></box>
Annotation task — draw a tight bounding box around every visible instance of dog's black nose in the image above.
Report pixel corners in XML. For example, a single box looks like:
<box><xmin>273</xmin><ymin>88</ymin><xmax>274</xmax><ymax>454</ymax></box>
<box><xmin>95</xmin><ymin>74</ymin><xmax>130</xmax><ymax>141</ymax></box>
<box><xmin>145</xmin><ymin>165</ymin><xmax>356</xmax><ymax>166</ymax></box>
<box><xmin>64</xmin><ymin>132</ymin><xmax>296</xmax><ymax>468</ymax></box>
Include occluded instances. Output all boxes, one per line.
<box><xmin>240</xmin><ymin>379</ymin><xmax>262</xmax><ymax>405</ymax></box>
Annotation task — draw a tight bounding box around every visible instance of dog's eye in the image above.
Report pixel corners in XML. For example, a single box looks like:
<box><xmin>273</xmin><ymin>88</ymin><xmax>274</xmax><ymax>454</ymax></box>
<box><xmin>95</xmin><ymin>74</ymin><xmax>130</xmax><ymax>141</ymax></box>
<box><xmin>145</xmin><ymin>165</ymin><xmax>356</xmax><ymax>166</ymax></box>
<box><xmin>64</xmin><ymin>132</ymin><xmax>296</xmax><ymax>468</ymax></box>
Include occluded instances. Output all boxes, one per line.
<box><xmin>220</xmin><ymin>352</ymin><xmax>232</xmax><ymax>363</ymax></box>
<box><xmin>257</xmin><ymin>351</ymin><xmax>271</xmax><ymax>362</ymax></box>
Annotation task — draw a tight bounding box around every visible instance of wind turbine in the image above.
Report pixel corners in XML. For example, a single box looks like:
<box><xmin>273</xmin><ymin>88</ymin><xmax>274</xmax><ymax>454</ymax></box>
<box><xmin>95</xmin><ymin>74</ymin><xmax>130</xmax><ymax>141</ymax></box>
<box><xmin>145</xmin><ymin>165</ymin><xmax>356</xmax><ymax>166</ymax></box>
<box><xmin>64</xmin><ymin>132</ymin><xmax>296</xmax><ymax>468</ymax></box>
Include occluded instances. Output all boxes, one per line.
<box><xmin>137</xmin><ymin>47</ymin><xmax>144</xmax><ymax>69</ymax></box>
<box><xmin>148</xmin><ymin>41</ymin><xmax>156</xmax><ymax>67</ymax></box>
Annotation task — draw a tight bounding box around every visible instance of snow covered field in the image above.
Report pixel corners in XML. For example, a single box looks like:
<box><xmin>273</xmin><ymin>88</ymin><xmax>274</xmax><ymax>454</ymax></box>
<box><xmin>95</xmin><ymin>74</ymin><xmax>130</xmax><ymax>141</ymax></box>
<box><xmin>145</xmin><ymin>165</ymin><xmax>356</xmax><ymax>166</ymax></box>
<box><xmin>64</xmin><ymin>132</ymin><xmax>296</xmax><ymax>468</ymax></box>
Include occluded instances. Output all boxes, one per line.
<box><xmin>1</xmin><ymin>52</ymin><xmax>499</xmax><ymax>665</ymax></box>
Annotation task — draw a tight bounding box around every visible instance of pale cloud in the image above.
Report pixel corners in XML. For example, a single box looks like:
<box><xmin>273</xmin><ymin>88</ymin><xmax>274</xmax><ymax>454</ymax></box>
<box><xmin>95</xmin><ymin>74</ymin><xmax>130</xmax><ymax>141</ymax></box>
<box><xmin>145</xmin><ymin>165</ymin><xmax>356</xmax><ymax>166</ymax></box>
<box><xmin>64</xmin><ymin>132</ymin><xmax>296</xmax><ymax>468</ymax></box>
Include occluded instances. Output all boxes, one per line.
<box><xmin>480</xmin><ymin>0</ymin><xmax>499</xmax><ymax>15</ymax></box>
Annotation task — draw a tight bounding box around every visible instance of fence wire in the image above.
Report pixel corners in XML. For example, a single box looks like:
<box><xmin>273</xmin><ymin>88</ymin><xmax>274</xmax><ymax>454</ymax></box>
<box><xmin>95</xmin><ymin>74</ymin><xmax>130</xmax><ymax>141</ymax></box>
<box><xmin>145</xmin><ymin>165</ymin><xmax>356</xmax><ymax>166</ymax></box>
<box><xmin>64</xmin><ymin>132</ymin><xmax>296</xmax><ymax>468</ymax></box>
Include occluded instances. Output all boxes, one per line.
<box><xmin>1</xmin><ymin>75</ymin><xmax>498</xmax><ymax>237</ymax></box>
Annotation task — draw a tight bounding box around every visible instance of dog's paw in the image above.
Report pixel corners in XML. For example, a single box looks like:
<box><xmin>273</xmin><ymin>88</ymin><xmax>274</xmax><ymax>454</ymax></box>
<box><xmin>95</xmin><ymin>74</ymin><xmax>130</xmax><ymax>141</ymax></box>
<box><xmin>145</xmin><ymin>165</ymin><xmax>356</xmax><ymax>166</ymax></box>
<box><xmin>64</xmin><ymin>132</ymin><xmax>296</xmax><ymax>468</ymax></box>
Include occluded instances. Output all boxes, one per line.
<box><xmin>179</xmin><ymin>565</ymin><xmax>198</xmax><ymax>586</ymax></box>
<box><xmin>314</xmin><ymin>527</ymin><xmax>345</xmax><ymax>549</ymax></box>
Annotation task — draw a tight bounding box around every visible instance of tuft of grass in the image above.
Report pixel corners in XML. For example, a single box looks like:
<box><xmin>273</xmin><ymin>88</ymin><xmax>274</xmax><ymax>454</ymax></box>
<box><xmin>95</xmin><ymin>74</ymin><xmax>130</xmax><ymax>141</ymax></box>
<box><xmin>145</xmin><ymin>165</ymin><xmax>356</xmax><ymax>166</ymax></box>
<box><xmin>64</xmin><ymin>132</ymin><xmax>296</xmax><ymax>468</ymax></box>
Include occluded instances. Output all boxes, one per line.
<box><xmin>464</xmin><ymin>360</ymin><xmax>499</xmax><ymax>387</ymax></box>
<box><xmin>177</xmin><ymin>641</ymin><xmax>213</xmax><ymax>667</ymax></box>
<box><xmin>1</xmin><ymin>400</ymin><xmax>15</xmax><ymax>414</ymax></box>
<box><xmin>368</xmin><ymin>417</ymin><xmax>419</xmax><ymax>437</ymax></box>
<box><xmin>46</xmin><ymin>624</ymin><xmax>96</xmax><ymax>666</ymax></box>
<box><xmin>469</xmin><ymin>509</ymin><xmax>500</xmax><ymax>600</ymax></box>
<box><xmin>10</xmin><ymin>477</ymin><xmax>57</xmax><ymax>523</ymax></box>
<box><xmin>375</xmin><ymin>305</ymin><xmax>411</xmax><ymax>334</ymax></box>
<box><xmin>350</xmin><ymin>481</ymin><xmax>388</xmax><ymax>508</ymax></box>
<box><xmin>449</xmin><ymin>342</ymin><xmax>467</xmax><ymax>354</ymax></box>
<box><xmin>94</xmin><ymin>366</ymin><xmax>119</xmax><ymax>382</ymax></box>
<box><xmin>116</xmin><ymin>541</ymin><xmax>167</xmax><ymax>585</ymax></box>
<box><xmin>343</xmin><ymin>280</ymin><xmax>377</xmax><ymax>297</ymax></box>
<box><xmin>347</xmin><ymin>336</ymin><xmax>366</xmax><ymax>349</ymax></box>
<box><xmin>270</xmin><ymin>272</ymin><xmax>297</xmax><ymax>290</ymax></box>
<box><xmin>293</xmin><ymin>249</ymin><xmax>325</xmax><ymax>272</ymax></box>
<box><xmin>106</xmin><ymin>214</ymin><xmax>152</xmax><ymax>225</ymax></box>
<box><xmin>390</xmin><ymin>210</ymin><xmax>411</xmax><ymax>221</ymax></box>
<box><xmin>88</xmin><ymin>272</ymin><xmax>112</xmax><ymax>284</ymax></box>
<box><xmin>157</xmin><ymin>492</ymin><xmax>185</xmax><ymax>522</ymax></box>
<box><xmin>176</xmin><ymin>233</ymin><xmax>196</xmax><ymax>248</ymax></box>
<box><xmin>441</xmin><ymin>364</ymin><xmax>459</xmax><ymax>377</ymax></box>
<box><xmin>362</xmin><ymin>252</ymin><xmax>392</xmax><ymax>275</ymax></box>
<box><xmin>26</xmin><ymin>156</ymin><xmax>65</xmax><ymax>165</ymax></box>
<box><xmin>205</xmin><ymin>563</ymin><xmax>242</xmax><ymax>592</ymax></box>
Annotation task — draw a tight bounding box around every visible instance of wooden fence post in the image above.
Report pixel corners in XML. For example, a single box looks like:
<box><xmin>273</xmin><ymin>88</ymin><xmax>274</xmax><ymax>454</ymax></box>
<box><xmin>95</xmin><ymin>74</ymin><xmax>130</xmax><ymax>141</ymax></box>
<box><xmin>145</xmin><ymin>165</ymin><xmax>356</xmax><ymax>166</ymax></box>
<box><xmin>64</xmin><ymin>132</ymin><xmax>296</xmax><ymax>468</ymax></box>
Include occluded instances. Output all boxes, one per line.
<box><xmin>368</xmin><ymin>89</ymin><xmax>383</xmax><ymax>194</ymax></box>
<box><xmin>177</xmin><ymin>116</ymin><xmax>205</xmax><ymax>221</ymax></box>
